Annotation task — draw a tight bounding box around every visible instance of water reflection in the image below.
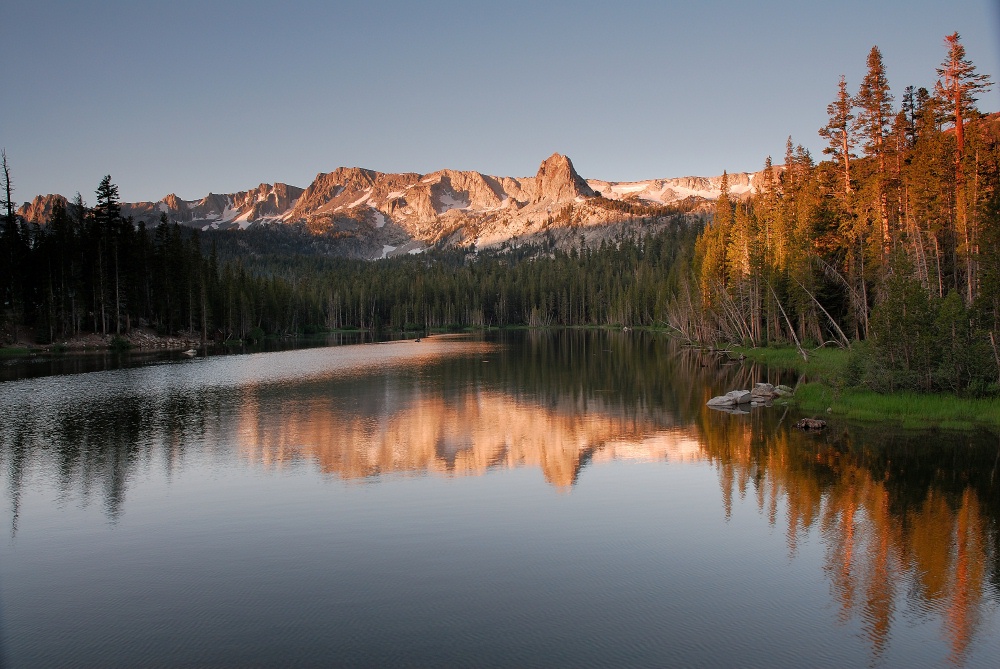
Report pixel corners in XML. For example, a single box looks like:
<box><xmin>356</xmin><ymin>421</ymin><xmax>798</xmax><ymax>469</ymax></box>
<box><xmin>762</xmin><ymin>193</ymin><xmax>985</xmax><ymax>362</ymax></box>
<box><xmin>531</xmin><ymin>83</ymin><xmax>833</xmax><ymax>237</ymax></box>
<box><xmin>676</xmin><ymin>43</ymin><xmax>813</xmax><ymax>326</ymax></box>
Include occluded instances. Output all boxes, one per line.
<box><xmin>0</xmin><ymin>338</ymin><xmax>496</xmax><ymax>523</ymax></box>
<box><xmin>1</xmin><ymin>330</ymin><xmax>998</xmax><ymax>665</ymax></box>
<box><xmin>0</xmin><ymin>331</ymin><xmax>387</xmax><ymax>383</ymax></box>
<box><xmin>237</xmin><ymin>387</ymin><xmax>705</xmax><ymax>488</ymax></box>
<box><xmin>696</xmin><ymin>406</ymin><xmax>1000</xmax><ymax>666</ymax></box>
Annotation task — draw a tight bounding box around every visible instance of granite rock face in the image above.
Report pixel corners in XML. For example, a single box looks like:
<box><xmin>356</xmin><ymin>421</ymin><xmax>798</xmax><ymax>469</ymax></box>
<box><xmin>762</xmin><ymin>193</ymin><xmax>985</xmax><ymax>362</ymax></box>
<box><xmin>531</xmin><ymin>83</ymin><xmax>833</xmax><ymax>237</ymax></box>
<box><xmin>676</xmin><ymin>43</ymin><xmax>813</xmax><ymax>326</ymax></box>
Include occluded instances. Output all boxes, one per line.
<box><xmin>17</xmin><ymin>194</ymin><xmax>70</xmax><ymax>224</ymax></box>
<box><xmin>532</xmin><ymin>153</ymin><xmax>595</xmax><ymax>203</ymax></box>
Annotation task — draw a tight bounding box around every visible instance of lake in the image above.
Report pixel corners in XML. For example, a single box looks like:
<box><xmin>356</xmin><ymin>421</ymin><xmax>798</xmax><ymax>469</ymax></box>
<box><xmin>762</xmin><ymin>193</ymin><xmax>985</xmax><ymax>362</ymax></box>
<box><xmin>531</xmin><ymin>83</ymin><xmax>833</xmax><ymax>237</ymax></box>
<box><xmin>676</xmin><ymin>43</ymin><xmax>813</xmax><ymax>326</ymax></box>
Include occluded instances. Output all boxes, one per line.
<box><xmin>1</xmin><ymin>330</ymin><xmax>998</xmax><ymax>668</ymax></box>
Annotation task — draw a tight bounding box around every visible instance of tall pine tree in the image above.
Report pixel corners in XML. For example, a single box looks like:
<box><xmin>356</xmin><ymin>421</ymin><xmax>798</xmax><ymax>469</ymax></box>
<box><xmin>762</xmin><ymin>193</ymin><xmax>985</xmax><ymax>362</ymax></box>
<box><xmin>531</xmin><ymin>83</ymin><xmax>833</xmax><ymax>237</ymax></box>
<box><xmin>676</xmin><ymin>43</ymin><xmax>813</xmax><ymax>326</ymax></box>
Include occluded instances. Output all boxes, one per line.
<box><xmin>935</xmin><ymin>32</ymin><xmax>993</xmax><ymax>163</ymax></box>
<box><xmin>934</xmin><ymin>32</ymin><xmax>993</xmax><ymax>302</ymax></box>
<box><xmin>819</xmin><ymin>75</ymin><xmax>856</xmax><ymax>196</ymax></box>
<box><xmin>854</xmin><ymin>46</ymin><xmax>894</xmax><ymax>253</ymax></box>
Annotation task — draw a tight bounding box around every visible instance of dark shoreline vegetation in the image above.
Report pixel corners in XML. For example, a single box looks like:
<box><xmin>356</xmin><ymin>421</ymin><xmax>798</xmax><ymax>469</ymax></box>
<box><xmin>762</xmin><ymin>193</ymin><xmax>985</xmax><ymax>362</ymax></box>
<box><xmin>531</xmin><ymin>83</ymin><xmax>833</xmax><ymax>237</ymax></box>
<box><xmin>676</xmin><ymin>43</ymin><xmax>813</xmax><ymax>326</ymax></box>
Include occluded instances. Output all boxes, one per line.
<box><xmin>2</xmin><ymin>35</ymin><xmax>998</xmax><ymax>429</ymax></box>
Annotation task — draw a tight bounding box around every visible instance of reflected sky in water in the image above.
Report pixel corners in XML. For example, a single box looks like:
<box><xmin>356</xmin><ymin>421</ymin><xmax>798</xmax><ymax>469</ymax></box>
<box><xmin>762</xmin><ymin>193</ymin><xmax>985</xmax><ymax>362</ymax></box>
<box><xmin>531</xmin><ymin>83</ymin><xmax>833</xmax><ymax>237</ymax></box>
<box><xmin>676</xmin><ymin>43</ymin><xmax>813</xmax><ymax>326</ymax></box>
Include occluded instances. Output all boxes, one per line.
<box><xmin>1</xmin><ymin>331</ymin><xmax>998</xmax><ymax>667</ymax></box>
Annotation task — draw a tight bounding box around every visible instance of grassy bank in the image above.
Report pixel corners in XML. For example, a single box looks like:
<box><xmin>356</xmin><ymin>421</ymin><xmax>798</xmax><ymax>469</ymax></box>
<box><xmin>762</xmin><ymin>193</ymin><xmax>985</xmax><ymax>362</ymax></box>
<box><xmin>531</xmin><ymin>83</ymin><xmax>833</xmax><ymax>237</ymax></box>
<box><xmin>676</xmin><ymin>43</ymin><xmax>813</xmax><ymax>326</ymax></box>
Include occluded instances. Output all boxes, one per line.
<box><xmin>732</xmin><ymin>345</ymin><xmax>849</xmax><ymax>381</ymax></box>
<box><xmin>734</xmin><ymin>345</ymin><xmax>1000</xmax><ymax>431</ymax></box>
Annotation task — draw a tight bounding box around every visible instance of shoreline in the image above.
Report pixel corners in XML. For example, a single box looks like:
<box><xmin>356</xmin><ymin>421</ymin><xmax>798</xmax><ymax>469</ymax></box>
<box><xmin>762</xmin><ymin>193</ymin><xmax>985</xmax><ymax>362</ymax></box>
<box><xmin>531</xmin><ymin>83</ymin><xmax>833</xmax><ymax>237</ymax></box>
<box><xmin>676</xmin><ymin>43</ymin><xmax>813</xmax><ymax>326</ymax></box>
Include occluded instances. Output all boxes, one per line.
<box><xmin>730</xmin><ymin>345</ymin><xmax>1000</xmax><ymax>432</ymax></box>
<box><xmin>0</xmin><ymin>327</ymin><xmax>436</xmax><ymax>357</ymax></box>
<box><xmin>2</xmin><ymin>329</ymin><xmax>203</xmax><ymax>354</ymax></box>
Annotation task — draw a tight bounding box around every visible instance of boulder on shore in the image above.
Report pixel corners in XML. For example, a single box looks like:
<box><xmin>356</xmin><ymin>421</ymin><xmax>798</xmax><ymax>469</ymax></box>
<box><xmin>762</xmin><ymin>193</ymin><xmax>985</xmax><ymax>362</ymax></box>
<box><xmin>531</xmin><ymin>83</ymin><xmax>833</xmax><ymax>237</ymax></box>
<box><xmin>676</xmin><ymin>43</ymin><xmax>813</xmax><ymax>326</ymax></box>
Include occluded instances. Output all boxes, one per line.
<box><xmin>706</xmin><ymin>395</ymin><xmax>733</xmax><ymax>407</ymax></box>
<box><xmin>707</xmin><ymin>390</ymin><xmax>752</xmax><ymax>407</ymax></box>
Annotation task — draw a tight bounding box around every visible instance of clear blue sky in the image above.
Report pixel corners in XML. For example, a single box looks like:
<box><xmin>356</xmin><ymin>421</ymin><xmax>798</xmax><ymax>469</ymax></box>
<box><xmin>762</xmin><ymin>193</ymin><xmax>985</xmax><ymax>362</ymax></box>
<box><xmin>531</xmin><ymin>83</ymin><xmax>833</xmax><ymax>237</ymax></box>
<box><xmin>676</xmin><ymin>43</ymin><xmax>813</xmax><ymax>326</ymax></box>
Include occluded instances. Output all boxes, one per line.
<box><xmin>5</xmin><ymin>0</ymin><xmax>999</xmax><ymax>204</ymax></box>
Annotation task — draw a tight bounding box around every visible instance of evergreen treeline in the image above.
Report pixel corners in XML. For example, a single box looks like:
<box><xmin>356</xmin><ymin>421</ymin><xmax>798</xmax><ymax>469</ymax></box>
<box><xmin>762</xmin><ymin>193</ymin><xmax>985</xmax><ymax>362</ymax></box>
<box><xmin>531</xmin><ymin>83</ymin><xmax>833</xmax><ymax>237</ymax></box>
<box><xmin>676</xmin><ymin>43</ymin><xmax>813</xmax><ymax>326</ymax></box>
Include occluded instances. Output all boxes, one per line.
<box><xmin>249</xmin><ymin>227</ymin><xmax>694</xmax><ymax>333</ymax></box>
<box><xmin>674</xmin><ymin>33</ymin><xmax>1000</xmax><ymax>394</ymax></box>
<box><xmin>1</xmin><ymin>174</ymin><xmax>218</xmax><ymax>343</ymax></box>
<box><xmin>0</xmin><ymin>162</ymin><xmax>696</xmax><ymax>342</ymax></box>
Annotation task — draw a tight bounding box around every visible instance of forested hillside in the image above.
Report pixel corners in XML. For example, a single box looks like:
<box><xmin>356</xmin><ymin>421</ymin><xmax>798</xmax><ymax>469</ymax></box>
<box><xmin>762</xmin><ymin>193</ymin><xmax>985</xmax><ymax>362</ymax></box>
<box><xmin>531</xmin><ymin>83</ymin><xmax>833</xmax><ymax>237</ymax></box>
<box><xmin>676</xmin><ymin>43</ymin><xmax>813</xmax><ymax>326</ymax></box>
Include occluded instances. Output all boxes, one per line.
<box><xmin>0</xmin><ymin>165</ymin><xmax>695</xmax><ymax>342</ymax></box>
<box><xmin>673</xmin><ymin>34</ymin><xmax>999</xmax><ymax>393</ymax></box>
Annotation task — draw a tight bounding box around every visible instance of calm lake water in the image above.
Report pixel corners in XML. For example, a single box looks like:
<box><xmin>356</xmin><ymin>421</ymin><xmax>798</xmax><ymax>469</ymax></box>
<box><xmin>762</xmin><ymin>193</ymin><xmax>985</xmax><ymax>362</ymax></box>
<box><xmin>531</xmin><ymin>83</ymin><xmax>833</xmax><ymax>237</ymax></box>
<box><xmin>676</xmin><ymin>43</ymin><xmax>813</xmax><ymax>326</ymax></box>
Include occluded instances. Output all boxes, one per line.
<box><xmin>1</xmin><ymin>330</ymin><xmax>998</xmax><ymax>668</ymax></box>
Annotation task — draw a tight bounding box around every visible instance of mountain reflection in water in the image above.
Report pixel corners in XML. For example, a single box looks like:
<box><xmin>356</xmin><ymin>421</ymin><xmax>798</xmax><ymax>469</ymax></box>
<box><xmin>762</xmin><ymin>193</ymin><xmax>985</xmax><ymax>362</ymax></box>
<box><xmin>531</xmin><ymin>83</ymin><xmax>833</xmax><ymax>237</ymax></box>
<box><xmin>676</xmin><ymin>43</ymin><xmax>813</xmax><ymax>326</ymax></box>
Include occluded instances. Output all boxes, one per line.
<box><xmin>1</xmin><ymin>330</ymin><xmax>998</xmax><ymax>666</ymax></box>
<box><xmin>237</xmin><ymin>388</ymin><xmax>704</xmax><ymax>488</ymax></box>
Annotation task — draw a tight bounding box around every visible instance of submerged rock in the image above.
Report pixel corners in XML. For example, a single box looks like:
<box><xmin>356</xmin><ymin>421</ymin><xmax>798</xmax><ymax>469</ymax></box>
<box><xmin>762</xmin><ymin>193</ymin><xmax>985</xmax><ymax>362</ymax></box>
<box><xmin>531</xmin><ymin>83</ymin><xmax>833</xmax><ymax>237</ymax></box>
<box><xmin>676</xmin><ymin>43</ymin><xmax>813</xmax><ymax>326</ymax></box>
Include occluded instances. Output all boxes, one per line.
<box><xmin>707</xmin><ymin>405</ymin><xmax>751</xmax><ymax>415</ymax></box>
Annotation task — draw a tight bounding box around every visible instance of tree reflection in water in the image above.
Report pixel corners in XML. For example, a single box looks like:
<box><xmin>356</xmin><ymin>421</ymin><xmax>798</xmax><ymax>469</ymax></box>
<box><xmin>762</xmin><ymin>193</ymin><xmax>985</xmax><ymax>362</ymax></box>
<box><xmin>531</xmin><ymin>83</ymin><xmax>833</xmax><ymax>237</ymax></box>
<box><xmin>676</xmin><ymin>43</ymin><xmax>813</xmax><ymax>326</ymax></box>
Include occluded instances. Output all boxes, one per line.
<box><xmin>697</xmin><ymin>403</ymin><xmax>999</xmax><ymax>666</ymax></box>
<box><xmin>1</xmin><ymin>329</ymin><xmax>997</xmax><ymax>663</ymax></box>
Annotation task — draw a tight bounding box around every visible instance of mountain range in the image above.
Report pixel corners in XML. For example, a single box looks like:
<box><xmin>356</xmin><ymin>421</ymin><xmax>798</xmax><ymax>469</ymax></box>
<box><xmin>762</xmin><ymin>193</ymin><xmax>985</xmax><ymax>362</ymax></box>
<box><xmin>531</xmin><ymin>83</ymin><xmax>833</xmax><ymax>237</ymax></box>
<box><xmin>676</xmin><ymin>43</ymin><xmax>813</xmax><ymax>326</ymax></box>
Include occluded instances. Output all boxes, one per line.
<box><xmin>18</xmin><ymin>154</ymin><xmax>764</xmax><ymax>259</ymax></box>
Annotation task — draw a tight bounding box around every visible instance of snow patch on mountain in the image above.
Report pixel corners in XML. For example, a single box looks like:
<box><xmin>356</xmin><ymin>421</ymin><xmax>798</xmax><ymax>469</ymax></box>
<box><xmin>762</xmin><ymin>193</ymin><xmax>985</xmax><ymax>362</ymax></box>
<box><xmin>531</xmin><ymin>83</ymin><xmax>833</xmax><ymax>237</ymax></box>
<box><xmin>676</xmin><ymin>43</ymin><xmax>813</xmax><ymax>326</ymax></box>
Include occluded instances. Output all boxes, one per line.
<box><xmin>219</xmin><ymin>203</ymin><xmax>241</xmax><ymax>222</ymax></box>
<box><xmin>587</xmin><ymin>171</ymin><xmax>760</xmax><ymax>206</ymax></box>
<box><xmin>348</xmin><ymin>189</ymin><xmax>373</xmax><ymax>208</ymax></box>
<box><xmin>436</xmin><ymin>191</ymin><xmax>470</xmax><ymax>214</ymax></box>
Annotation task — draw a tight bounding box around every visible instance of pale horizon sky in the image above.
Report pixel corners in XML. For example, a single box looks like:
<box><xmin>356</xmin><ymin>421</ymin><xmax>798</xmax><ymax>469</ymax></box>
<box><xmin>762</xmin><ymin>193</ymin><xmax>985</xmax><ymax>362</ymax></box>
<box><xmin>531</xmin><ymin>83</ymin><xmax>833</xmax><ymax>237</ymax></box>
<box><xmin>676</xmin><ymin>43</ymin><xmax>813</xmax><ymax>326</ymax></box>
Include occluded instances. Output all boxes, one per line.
<box><xmin>5</xmin><ymin>0</ymin><xmax>1000</xmax><ymax>204</ymax></box>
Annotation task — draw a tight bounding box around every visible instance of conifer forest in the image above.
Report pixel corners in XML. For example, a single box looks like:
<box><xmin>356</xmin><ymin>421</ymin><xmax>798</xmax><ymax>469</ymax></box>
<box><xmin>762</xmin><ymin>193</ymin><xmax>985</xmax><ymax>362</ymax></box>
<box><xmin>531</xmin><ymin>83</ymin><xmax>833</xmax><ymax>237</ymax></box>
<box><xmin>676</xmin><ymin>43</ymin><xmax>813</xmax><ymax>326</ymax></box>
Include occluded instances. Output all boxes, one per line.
<box><xmin>676</xmin><ymin>34</ymin><xmax>999</xmax><ymax>393</ymax></box>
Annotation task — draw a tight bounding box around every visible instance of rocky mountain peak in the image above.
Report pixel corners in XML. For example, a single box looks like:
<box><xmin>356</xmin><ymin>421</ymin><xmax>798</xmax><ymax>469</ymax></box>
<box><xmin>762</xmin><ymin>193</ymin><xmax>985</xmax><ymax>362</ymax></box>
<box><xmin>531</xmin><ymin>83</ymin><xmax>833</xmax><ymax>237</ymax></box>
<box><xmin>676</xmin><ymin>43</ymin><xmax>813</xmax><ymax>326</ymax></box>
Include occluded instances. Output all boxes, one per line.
<box><xmin>162</xmin><ymin>193</ymin><xmax>184</xmax><ymax>210</ymax></box>
<box><xmin>17</xmin><ymin>194</ymin><xmax>69</xmax><ymax>224</ymax></box>
<box><xmin>533</xmin><ymin>153</ymin><xmax>595</xmax><ymax>203</ymax></box>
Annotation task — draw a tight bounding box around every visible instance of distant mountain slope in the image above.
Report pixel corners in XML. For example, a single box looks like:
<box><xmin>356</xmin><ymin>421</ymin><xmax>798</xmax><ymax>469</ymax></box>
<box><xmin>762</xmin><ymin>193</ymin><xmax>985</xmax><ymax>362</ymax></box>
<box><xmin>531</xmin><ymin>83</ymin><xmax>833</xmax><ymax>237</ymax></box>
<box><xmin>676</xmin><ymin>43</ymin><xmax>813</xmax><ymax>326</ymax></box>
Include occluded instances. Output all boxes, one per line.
<box><xmin>19</xmin><ymin>154</ymin><xmax>770</xmax><ymax>259</ymax></box>
<box><xmin>586</xmin><ymin>172</ymin><xmax>756</xmax><ymax>205</ymax></box>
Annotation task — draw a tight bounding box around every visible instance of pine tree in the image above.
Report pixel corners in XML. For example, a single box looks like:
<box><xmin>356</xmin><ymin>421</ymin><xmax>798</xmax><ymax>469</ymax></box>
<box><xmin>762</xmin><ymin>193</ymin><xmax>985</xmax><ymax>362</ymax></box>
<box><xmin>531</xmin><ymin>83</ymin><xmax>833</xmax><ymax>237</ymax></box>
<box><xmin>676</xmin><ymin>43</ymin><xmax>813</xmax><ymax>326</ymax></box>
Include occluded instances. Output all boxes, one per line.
<box><xmin>1</xmin><ymin>149</ymin><xmax>29</xmax><ymax>338</ymax></box>
<box><xmin>1</xmin><ymin>150</ymin><xmax>13</xmax><ymax>235</ymax></box>
<box><xmin>91</xmin><ymin>175</ymin><xmax>124</xmax><ymax>334</ymax></box>
<box><xmin>819</xmin><ymin>75</ymin><xmax>855</xmax><ymax>195</ymax></box>
<box><xmin>94</xmin><ymin>175</ymin><xmax>121</xmax><ymax>226</ymax></box>
<box><xmin>855</xmin><ymin>46</ymin><xmax>895</xmax><ymax>164</ymax></box>
<box><xmin>934</xmin><ymin>32</ymin><xmax>993</xmax><ymax>302</ymax></box>
<box><xmin>697</xmin><ymin>171</ymin><xmax>732</xmax><ymax>304</ymax></box>
<box><xmin>1</xmin><ymin>150</ymin><xmax>15</xmax><ymax>319</ymax></box>
<box><xmin>854</xmin><ymin>46</ymin><xmax>894</xmax><ymax>252</ymax></box>
<box><xmin>934</xmin><ymin>32</ymin><xmax>993</xmax><ymax>163</ymax></box>
<box><xmin>901</xmin><ymin>86</ymin><xmax>919</xmax><ymax>148</ymax></box>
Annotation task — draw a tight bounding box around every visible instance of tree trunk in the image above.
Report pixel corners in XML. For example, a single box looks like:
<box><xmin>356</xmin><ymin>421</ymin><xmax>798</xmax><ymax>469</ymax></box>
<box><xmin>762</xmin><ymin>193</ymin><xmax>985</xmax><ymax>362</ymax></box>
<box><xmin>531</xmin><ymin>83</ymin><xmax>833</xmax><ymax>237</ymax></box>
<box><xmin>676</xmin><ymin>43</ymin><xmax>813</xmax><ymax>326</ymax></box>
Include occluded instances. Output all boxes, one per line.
<box><xmin>114</xmin><ymin>245</ymin><xmax>121</xmax><ymax>335</ymax></box>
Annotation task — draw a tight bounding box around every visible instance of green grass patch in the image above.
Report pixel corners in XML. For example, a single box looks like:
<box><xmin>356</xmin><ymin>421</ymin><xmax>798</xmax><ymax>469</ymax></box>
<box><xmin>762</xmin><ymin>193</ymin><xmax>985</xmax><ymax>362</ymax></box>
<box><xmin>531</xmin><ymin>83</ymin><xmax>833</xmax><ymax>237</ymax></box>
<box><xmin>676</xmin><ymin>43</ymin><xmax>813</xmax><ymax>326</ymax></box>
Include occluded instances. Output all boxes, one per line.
<box><xmin>734</xmin><ymin>344</ymin><xmax>1000</xmax><ymax>431</ymax></box>
<box><xmin>0</xmin><ymin>347</ymin><xmax>31</xmax><ymax>356</ymax></box>
<box><xmin>733</xmin><ymin>345</ymin><xmax>850</xmax><ymax>383</ymax></box>
<box><xmin>793</xmin><ymin>381</ymin><xmax>1000</xmax><ymax>431</ymax></box>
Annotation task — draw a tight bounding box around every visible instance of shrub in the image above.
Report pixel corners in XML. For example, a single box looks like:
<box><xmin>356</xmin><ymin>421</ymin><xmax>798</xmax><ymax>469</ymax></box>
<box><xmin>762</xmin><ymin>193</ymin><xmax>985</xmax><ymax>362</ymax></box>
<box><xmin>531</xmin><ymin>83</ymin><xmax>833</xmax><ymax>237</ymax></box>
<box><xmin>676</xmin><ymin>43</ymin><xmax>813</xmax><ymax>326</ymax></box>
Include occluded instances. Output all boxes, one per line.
<box><xmin>868</xmin><ymin>254</ymin><xmax>998</xmax><ymax>394</ymax></box>
<box><xmin>109</xmin><ymin>335</ymin><xmax>132</xmax><ymax>351</ymax></box>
